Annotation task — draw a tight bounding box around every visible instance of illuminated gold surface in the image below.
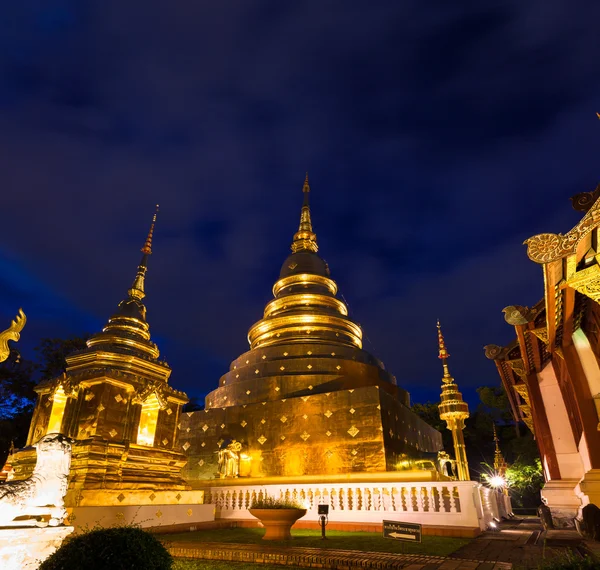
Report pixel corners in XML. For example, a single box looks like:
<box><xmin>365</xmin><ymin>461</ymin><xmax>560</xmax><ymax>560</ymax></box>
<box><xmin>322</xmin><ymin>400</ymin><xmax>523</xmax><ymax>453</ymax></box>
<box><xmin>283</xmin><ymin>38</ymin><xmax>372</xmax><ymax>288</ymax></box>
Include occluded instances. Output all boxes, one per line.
<box><xmin>137</xmin><ymin>393</ymin><xmax>160</xmax><ymax>446</ymax></box>
<box><xmin>437</xmin><ymin>321</ymin><xmax>470</xmax><ymax>481</ymax></box>
<box><xmin>47</xmin><ymin>385</ymin><xmax>67</xmax><ymax>434</ymax></box>
<box><xmin>182</xmin><ymin>177</ymin><xmax>443</xmax><ymax>482</ymax></box>
<box><xmin>0</xmin><ymin>308</ymin><xmax>26</xmax><ymax>363</ymax></box>
<box><xmin>248</xmin><ymin>179</ymin><xmax>362</xmax><ymax>351</ymax></box>
<box><xmin>273</xmin><ymin>274</ymin><xmax>337</xmax><ymax>296</ymax></box>
<box><xmin>10</xmin><ymin>208</ymin><xmax>191</xmax><ymax>504</ymax></box>
<box><xmin>290</xmin><ymin>174</ymin><xmax>318</xmax><ymax>253</ymax></box>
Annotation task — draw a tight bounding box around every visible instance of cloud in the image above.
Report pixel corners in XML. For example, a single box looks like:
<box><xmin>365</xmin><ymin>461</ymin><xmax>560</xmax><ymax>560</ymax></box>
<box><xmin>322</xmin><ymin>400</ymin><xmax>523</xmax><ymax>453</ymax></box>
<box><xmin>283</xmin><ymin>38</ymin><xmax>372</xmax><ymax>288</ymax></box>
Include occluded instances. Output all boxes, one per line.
<box><xmin>0</xmin><ymin>1</ymin><xmax>597</xmax><ymax>406</ymax></box>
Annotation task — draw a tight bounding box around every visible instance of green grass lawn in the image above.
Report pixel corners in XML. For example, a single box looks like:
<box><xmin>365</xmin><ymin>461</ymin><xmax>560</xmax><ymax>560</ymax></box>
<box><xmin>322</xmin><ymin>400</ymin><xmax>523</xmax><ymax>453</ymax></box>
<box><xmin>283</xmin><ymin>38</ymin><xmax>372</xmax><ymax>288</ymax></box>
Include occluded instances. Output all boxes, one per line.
<box><xmin>162</xmin><ymin>526</ymin><xmax>470</xmax><ymax>557</ymax></box>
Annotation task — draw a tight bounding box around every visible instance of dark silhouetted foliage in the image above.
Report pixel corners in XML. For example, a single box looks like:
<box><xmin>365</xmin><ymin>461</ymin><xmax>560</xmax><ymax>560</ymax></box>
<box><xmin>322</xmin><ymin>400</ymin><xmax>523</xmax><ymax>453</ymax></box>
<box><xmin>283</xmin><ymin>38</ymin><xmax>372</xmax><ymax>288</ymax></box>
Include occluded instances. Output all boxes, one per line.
<box><xmin>39</xmin><ymin>526</ymin><xmax>173</xmax><ymax>570</ymax></box>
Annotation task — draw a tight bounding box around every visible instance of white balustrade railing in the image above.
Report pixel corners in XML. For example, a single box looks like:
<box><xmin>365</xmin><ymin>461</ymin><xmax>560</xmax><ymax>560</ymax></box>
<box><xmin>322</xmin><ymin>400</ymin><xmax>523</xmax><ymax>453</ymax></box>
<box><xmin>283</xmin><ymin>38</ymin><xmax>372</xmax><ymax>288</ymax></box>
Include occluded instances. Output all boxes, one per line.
<box><xmin>202</xmin><ymin>480</ymin><xmax>502</xmax><ymax>530</ymax></box>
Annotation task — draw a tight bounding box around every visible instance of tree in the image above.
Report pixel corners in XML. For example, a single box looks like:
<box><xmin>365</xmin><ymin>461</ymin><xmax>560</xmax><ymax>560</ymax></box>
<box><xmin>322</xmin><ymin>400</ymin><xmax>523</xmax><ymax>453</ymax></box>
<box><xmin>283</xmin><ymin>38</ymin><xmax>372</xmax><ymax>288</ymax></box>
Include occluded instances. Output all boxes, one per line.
<box><xmin>35</xmin><ymin>336</ymin><xmax>90</xmax><ymax>380</ymax></box>
<box><xmin>0</xmin><ymin>351</ymin><xmax>36</xmax><ymax>464</ymax></box>
<box><xmin>183</xmin><ymin>396</ymin><xmax>205</xmax><ymax>412</ymax></box>
<box><xmin>411</xmin><ymin>401</ymin><xmax>453</xmax><ymax>451</ymax></box>
<box><xmin>505</xmin><ymin>458</ymin><xmax>544</xmax><ymax>509</ymax></box>
<box><xmin>0</xmin><ymin>335</ymin><xmax>89</xmax><ymax>466</ymax></box>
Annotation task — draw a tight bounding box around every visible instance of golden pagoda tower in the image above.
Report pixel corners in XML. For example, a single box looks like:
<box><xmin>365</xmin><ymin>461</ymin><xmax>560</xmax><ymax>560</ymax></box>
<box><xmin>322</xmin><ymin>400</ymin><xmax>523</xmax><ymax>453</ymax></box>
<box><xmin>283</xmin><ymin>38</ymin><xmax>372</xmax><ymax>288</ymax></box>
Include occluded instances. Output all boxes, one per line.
<box><xmin>9</xmin><ymin>206</ymin><xmax>193</xmax><ymax>504</ymax></box>
<box><xmin>437</xmin><ymin>320</ymin><xmax>470</xmax><ymax>481</ymax></box>
<box><xmin>493</xmin><ymin>423</ymin><xmax>509</xmax><ymax>493</ymax></box>
<box><xmin>180</xmin><ymin>175</ymin><xmax>443</xmax><ymax>480</ymax></box>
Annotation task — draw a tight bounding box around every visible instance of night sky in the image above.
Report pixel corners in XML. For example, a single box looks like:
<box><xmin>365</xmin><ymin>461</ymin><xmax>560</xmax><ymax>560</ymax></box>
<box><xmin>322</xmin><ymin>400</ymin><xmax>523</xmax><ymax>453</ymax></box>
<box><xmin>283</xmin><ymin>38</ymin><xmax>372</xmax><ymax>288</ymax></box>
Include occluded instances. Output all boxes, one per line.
<box><xmin>0</xmin><ymin>2</ymin><xmax>598</xmax><ymax>408</ymax></box>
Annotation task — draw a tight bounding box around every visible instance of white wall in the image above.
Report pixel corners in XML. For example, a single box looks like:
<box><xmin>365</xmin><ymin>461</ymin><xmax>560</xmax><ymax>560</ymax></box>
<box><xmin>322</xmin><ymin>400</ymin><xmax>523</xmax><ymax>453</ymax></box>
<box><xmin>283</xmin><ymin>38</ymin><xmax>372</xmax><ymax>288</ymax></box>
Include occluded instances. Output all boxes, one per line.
<box><xmin>538</xmin><ymin>364</ymin><xmax>584</xmax><ymax>479</ymax></box>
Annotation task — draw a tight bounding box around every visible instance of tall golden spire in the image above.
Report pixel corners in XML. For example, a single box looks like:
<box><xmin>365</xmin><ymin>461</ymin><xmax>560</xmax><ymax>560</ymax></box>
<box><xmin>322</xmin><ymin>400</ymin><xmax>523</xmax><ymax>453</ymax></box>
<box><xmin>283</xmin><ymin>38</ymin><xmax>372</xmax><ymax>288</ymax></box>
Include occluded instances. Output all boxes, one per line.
<box><xmin>437</xmin><ymin>320</ymin><xmax>471</xmax><ymax>481</ymax></box>
<box><xmin>291</xmin><ymin>173</ymin><xmax>318</xmax><ymax>253</ymax></box>
<box><xmin>493</xmin><ymin>423</ymin><xmax>508</xmax><ymax>476</ymax></box>
<box><xmin>437</xmin><ymin>319</ymin><xmax>453</xmax><ymax>382</ymax></box>
<box><xmin>129</xmin><ymin>205</ymin><xmax>159</xmax><ymax>300</ymax></box>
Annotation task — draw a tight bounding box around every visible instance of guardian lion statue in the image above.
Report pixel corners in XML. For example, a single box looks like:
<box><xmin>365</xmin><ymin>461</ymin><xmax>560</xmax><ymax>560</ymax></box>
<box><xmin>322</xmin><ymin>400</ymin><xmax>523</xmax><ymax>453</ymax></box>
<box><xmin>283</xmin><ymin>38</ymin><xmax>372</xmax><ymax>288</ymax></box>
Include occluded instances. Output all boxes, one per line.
<box><xmin>0</xmin><ymin>433</ymin><xmax>72</xmax><ymax>527</ymax></box>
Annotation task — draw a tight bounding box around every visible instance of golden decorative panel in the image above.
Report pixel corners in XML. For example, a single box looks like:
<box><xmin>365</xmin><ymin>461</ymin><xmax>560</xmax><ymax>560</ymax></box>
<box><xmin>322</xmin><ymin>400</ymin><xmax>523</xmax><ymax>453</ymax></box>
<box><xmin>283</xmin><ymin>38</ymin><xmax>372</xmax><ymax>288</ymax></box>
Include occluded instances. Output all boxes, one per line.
<box><xmin>347</xmin><ymin>426</ymin><xmax>359</xmax><ymax>437</ymax></box>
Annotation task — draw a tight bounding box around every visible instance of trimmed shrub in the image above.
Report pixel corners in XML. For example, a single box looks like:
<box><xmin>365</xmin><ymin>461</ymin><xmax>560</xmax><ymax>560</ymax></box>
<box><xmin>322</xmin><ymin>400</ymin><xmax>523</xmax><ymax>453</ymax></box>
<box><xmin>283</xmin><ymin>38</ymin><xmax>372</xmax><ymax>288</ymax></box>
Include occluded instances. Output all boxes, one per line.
<box><xmin>250</xmin><ymin>496</ymin><xmax>304</xmax><ymax>509</ymax></box>
<box><xmin>40</xmin><ymin>526</ymin><xmax>172</xmax><ymax>570</ymax></box>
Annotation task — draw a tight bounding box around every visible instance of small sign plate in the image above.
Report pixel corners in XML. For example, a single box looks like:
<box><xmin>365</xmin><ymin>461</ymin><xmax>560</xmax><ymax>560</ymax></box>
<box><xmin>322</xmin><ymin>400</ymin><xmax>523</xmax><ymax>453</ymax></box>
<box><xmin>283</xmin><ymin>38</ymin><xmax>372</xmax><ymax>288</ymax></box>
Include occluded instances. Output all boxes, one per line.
<box><xmin>382</xmin><ymin>520</ymin><xmax>422</xmax><ymax>543</ymax></box>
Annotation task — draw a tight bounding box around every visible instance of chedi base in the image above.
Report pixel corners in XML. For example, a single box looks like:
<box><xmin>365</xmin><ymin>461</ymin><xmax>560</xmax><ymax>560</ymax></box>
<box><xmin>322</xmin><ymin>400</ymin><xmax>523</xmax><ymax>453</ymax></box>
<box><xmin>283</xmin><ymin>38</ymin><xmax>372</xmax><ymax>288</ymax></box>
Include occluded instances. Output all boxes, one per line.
<box><xmin>0</xmin><ymin>526</ymin><xmax>74</xmax><ymax>570</ymax></box>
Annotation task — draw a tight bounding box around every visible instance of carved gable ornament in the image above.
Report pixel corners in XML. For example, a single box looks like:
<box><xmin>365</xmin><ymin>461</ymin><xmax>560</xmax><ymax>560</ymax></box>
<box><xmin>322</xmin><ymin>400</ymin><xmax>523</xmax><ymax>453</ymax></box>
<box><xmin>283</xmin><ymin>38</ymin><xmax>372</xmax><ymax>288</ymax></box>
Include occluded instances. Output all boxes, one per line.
<box><xmin>566</xmin><ymin>263</ymin><xmax>600</xmax><ymax>304</ymax></box>
<box><xmin>525</xmin><ymin>186</ymin><xmax>600</xmax><ymax>264</ymax></box>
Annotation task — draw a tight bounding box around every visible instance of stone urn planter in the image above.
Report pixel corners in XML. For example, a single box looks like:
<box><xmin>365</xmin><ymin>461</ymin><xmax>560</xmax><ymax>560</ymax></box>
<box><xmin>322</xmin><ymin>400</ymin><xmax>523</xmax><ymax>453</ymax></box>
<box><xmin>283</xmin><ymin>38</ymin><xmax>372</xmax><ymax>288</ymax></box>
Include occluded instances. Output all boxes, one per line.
<box><xmin>248</xmin><ymin>507</ymin><xmax>307</xmax><ymax>540</ymax></box>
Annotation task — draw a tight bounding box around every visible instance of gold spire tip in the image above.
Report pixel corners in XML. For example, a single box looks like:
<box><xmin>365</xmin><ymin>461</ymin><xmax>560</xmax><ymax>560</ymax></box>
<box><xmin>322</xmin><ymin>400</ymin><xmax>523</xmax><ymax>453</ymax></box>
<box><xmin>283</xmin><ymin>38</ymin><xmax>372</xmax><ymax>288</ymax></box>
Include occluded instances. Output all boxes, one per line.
<box><xmin>141</xmin><ymin>205</ymin><xmax>159</xmax><ymax>255</ymax></box>
<box><xmin>437</xmin><ymin>320</ymin><xmax>450</xmax><ymax>360</ymax></box>
<box><xmin>301</xmin><ymin>172</ymin><xmax>311</xmax><ymax>208</ymax></box>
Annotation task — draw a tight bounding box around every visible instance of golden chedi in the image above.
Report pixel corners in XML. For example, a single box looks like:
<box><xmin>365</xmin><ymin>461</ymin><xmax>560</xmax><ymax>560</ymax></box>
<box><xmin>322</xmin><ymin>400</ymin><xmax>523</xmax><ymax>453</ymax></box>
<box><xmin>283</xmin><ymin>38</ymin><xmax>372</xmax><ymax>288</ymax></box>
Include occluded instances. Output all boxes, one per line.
<box><xmin>180</xmin><ymin>176</ymin><xmax>443</xmax><ymax>480</ymax></box>
<box><xmin>8</xmin><ymin>207</ymin><xmax>195</xmax><ymax>508</ymax></box>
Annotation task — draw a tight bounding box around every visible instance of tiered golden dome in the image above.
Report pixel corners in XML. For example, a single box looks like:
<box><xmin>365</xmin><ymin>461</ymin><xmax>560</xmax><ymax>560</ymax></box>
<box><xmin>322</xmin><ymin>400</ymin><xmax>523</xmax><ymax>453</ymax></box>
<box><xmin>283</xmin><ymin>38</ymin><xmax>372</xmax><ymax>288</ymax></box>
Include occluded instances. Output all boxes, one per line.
<box><xmin>247</xmin><ymin>174</ymin><xmax>363</xmax><ymax>351</ymax></box>
<box><xmin>206</xmin><ymin>176</ymin><xmax>410</xmax><ymax>411</ymax></box>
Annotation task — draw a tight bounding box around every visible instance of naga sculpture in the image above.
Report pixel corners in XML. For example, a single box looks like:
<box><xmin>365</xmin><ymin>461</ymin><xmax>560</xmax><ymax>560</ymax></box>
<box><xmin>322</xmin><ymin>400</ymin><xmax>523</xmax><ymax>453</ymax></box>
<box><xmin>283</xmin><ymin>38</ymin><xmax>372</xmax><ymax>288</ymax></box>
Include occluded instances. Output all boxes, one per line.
<box><xmin>0</xmin><ymin>308</ymin><xmax>26</xmax><ymax>362</ymax></box>
<box><xmin>0</xmin><ymin>434</ymin><xmax>72</xmax><ymax>527</ymax></box>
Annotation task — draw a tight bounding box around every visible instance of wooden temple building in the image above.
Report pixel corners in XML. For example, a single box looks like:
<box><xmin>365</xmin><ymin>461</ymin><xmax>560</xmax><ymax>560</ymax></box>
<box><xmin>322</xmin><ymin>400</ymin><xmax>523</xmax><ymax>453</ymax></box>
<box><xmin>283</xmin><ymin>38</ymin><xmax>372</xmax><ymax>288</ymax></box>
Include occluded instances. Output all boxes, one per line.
<box><xmin>486</xmin><ymin>185</ymin><xmax>600</xmax><ymax>527</ymax></box>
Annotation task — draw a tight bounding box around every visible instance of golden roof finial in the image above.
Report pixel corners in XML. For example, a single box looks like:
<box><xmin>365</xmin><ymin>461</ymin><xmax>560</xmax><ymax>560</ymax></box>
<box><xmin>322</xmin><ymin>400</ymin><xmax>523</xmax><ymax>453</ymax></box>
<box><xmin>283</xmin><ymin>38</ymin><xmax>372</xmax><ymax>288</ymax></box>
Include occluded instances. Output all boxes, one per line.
<box><xmin>302</xmin><ymin>172</ymin><xmax>310</xmax><ymax>204</ymax></box>
<box><xmin>437</xmin><ymin>319</ymin><xmax>453</xmax><ymax>383</ymax></box>
<box><xmin>129</xmin><ymin>205</ymin><xmax>159</xmax><ymax>300</ymax></box>
<box><xmin>493</xmin><ymin>422</ymin><xmax>508</xmax><ymax>475</ymax></box>
<box><xmin>291</xmin><ymin>173</ymin><xmax>318</xmax><ymax>253</ymax></box>
<box><xmin>141</xmin><ymin>204</ymin><xmax>159</xmax><ymax>255</ymax></box>
<box><xmin>437</xmin><ymin>319</ymin><xmax>450</xmax><ymax>360</ymax></box>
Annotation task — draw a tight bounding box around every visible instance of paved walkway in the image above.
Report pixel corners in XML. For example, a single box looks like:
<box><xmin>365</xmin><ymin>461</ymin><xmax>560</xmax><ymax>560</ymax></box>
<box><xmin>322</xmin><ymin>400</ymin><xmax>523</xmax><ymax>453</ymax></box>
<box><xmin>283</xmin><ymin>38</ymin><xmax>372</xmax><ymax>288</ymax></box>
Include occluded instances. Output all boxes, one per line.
<box><xmin>450</xmin><ymin>517</ymin><xmax>596</xmax><ymax>568</ymax></box>
<box><xmin>167</xmin><ymin>540</ymin><xmax>511</xmax><ymax>569</ymax></box>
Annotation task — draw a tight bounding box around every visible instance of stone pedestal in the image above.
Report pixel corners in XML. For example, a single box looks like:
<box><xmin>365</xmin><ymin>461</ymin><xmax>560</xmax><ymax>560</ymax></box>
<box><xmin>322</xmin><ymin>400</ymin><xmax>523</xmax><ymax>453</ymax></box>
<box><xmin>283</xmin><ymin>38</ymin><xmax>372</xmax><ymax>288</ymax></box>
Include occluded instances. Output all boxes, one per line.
<box><xmin>0</xmin><ymin>526</ymin><xmax>73</xmax><ymax>570</ymax></box>
<box><xmin>541</xmin><ymin>479</ymin><xmax>581</xmax><ymax>527</ymax></box>
<box><xmin>575</xmin><ymin>469</ymin><xmax>600</xmax><ymax>516</ymax></box>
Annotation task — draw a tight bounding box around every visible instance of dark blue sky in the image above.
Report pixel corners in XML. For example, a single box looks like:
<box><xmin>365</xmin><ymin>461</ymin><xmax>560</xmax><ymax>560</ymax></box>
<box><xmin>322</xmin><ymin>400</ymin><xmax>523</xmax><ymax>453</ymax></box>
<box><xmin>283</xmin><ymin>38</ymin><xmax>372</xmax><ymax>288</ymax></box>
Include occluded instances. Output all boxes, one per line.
<box><xmin>0</xmin><ymin>1</ymin><xmax>598</xmax><ymax>407</ymax></box>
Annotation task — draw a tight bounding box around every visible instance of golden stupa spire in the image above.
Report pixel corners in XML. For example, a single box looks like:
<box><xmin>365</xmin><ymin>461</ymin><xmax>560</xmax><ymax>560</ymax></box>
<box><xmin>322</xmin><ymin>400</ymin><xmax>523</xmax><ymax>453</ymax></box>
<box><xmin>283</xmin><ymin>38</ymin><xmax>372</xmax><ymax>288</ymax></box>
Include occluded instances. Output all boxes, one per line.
<box><xmin>291</xmin><ymin>173</ymin><xmax>318</xmax><ymax>253</ymax></box>
<box><xmin>129</xmin><ymin>205</ymin><xmax>159</xmax><ymax>300</ymax></box>
<box><xmin>437</xmin><ymin>320</ymin><xmax>471</xmax><ymax>481</ymax></box>
<box><xmin>493</xmin><ymin>422</ymin><xmax>508</xmax><ymax>475</ymax></box>
<box><xmin>437</xmin><ymin>319</ymin><xmax>453</xmax><ymax>383</ymax></box>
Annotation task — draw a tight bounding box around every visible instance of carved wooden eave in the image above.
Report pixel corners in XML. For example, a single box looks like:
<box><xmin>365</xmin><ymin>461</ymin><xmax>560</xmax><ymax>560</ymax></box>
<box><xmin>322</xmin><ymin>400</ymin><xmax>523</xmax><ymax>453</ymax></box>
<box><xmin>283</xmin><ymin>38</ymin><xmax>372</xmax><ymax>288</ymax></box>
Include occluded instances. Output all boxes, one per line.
<box><xmin>525</xmin><ymin>185</ymin><xmax>600</xmax><ymax>349</ymax></box>
<box><xmin>484</xmin><ymin>340</ymin><xmax>534</xmax><ymax>432</ymax></box>
<box><xmin>529</xmin><ymin>327</ymin><xmax>549</xmax><ymax>344</ymax></box>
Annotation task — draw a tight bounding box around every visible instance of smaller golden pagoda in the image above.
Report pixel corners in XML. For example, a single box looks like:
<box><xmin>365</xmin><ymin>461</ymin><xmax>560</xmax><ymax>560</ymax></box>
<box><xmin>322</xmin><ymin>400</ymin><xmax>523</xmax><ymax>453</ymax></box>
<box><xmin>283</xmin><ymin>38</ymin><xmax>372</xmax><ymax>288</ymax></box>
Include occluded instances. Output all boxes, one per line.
<box><xmin>7</xmin><ymin>207</ymin><xmax>199</xmax><ymax>509</ymax></box>
<box><xmin>437</xmin><ymin>321</ymin><xmax>470</xmax><ymax>481</ymax></box>
<box><xmin>493</xmin><ymin>423</ymin><xmax>508</xmax><ymax>493</ymax></box>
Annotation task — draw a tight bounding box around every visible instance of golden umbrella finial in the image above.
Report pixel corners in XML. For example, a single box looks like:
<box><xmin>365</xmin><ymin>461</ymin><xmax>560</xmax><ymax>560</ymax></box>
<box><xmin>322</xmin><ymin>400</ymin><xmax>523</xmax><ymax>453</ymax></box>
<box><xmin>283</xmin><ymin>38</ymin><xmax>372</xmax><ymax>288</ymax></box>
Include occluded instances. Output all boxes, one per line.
<box><xmin>291</xmin><ymin>173</ymin><xmax>318</xmax><ymax>253</ymax></box>
<box><xmin>141</xmin><ymin>204</ymin><xmax>159</xmax><ymax>255</ymax></box>
<box><xmin>437</xmin><ymin>319</ymin><xmax>450</xmax><ymax>360</ymax></box>
<box><xmin>129</xmin><ymin>205</ymin><xmax>160</xmax><ymax>300</ymax></box>
<box><xmin>437</xmin><ymin>319</ymin><xmax>453</xmax><ymax>382</ymax></box>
